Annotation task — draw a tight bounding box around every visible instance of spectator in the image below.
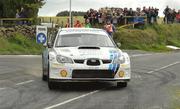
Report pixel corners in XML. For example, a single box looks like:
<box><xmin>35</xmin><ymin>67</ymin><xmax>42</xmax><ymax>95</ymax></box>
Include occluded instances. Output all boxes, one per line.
<box><xmin>154</xmin><ymin>8</ymin><xmax>159</xmax><ymax>23</ymax></box>
<box><xmin>19</xmin><ymin>7</ymin><xmax>26</xmax><ymax>18</ymax></box>
<box><xmin>65</xmin><ymin>18</ymin><xmax>70</xmax><ymax>28</ymax></box>
<box><xmin>104</xmin><ymin>21</ymin><xmax>115</xmax><ymax>37</ymax></box>
<box><xmin>164</xmin><ymin>6</ymin><xmax>170</xmax><ymax>23</ymax></box>
<box><xmin>16</xmin><ymin>10</ymin><xmax>20</xmax><ymax>18</ymax></box>
<box><xmin>163</xmin><ymin>6</ymin><xmax>179</xmax><ymax>23</ymax></box>
<box><xmin>84</xmin><ymin>6</ymin><xmax>160</xmax><ymax>26</ymax></box>
<box><xmin>177</xmin><ymin>10</ymin><xmax>180</xmax><ymax>23</ymax></box>
<box><xmin>15</xmin><ymin>9</ymin><xmax>21</xmax><ymax>25</ymax></box>
<box><xmin>18</xmin><ymin>7</ymin><xmax>28</xmax><ymax>25</ymax></box>
<box><xmin>98</xmin><ymin>10</ymin><xmax>103</xmax><ymax>24</ymax></box>
<box><xmin>171</xmin><ymin>9</ymin><xmax>177</xmax><ymax>23</ymax></box>
<box><xmin>112</xmin><ymin>13</ymin><xmax>118</xmax><ymax>25</ymax></box>
<box><xmin>85</xmin><ymin>19</ymin><xmax>92</xmax><ymax>28</ymax></box>
<box><xmin>74</xmin><ymin>20</ymin><xmax>82</xmax><ymax>28</ymax></box>
<box><xmin>84</xmin><ymin>11</ymin><xmax>89</xmax><ymax>23</ymax></box>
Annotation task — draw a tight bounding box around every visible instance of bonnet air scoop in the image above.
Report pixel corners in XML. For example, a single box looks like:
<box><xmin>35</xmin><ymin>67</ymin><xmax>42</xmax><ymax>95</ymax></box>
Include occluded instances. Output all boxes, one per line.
<box><xmin>78</xmin><ymin>46</ymin><xmax>100</xmax><ymax>49</ymax></box>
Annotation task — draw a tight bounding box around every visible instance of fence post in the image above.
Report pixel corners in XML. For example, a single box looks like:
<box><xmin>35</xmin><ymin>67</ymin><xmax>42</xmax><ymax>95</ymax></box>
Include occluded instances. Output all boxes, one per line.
<box><xmin>0</xmin><ymin>19</ymin><xmax>3</xmax><ymax>26</ymax></box>
<box><xmin>125</xmin><ymin>17</ymin><xmax>127</xmax><ymax>25</ymax></box>
<box><xmin>50</xmin><ymin>17</ymin><xmax>52</xmax><ymax>23</ymax></box>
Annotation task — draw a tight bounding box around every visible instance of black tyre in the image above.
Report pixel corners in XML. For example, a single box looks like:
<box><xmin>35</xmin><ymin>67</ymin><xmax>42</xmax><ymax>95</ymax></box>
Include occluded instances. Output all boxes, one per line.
<box><xmin>42</xmin><ymin>72</ymin><xmax>48</xmax><ymax>81</ymax></box>
<box><xmin>42</xmin><ymin>54</ymin><xmax>48</xmax><ymax>81</ymax></box>
<box><xmin>117</xmin><ymin>82</ymin><xmax>127</xmax><ymax>88</ymax></box>
<box><xmin>48</xmin><ymin>80</ymin><xmax>56</xmax><ymax>90</ymax></box>
<box><xmin>42</xmin><ymin>55</ymin><xmax>45</xmax><ymax>81</ymax></box>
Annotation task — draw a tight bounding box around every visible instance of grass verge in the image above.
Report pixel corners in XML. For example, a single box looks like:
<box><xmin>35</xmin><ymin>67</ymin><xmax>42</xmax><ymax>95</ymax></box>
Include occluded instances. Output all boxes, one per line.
<box><xmin>0</xmin><ymin>33</ymin><xmax>44</xmax><ymax>55</ymax></box>
<box><xmin>114</xmin><ymin>24</ymin><xmax>180</xmax><ymax>52</ymax></box>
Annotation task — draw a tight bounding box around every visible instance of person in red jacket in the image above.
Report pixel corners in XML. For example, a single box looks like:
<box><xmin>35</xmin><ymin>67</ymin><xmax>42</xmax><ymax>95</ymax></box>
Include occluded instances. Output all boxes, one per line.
<box><xmin>74</xmin><ymin>20</ymin><xmax>82</xmax><ymax>28</ymax></box>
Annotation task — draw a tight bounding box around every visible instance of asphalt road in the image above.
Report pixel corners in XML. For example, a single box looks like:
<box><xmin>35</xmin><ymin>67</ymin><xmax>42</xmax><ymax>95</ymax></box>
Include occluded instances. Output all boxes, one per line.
<box><xmin>0</xmin><ymin>51</ymin><xmax>180</xmax><ymax>109</ymax></box>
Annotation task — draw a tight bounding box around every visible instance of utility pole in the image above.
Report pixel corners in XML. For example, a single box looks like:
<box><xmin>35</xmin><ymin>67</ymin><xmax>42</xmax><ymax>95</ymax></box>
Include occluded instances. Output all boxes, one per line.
<box><xmin>69</xmin><ymin>0</ymin><xmax>72</xmax><ymax>27</ymax></box>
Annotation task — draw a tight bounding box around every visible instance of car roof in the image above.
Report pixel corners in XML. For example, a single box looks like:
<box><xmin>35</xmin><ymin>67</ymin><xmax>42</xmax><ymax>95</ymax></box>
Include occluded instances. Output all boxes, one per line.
<box><xmin>59</xmin><ymin>28</ymin><xmax>108</xmax><ymax>35</ymax></box>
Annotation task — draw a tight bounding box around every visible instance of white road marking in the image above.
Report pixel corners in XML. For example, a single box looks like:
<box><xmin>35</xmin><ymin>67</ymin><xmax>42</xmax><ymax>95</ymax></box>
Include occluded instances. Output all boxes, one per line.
<box><xmin>44</xmin><ymin>90</ymin><xmax>100</xmax><ymax>109</ymax></box>
<box><xmin>0</xmin><ymin>88</ymin><xmax>6</xmax><ymax>91</ymax></box>
<box><xmin>147</xmin><ymin>61</ymin><xmax>180</xmax><ymax>74</ymax></box>
<box><xmin>131</xmin><ymin>54</ymin><xmax>153</xmax><ymax>57</ymax></box>
<box><xmin>15</xmin><ymin>80</ymin><xmax>34</xmax><ymax>86</ymax></box>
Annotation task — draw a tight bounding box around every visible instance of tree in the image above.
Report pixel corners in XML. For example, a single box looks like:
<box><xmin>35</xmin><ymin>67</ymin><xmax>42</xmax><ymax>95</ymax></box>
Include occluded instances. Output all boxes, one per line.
<box><xmin>56</xmin><ymin>11</ymin><xmax>86</xmax><ymax>17</ymax></box>
<box><xmin>0</xmin><ymin>0</ymin><xmax>45</xmax><ymax>18</ymax></box>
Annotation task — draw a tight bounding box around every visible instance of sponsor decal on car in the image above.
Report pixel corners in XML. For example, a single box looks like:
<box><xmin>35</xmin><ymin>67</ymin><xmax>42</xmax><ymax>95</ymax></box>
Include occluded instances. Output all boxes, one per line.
<box><xmin>108</xmin><ymin>50</ymin><xmax>120</xmax><ymax>72</ymax></box>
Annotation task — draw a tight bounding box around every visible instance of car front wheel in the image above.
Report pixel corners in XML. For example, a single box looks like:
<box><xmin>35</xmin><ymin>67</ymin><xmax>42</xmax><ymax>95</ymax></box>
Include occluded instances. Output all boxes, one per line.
<box><xmin>42</xmin><ymin>54</ymin><xmax>48</xmax><ymax>81</ymax></box>
<box><xmin>48</xmin><ymin>80</ymin><xmax>56</xmax><ymax>90</ymax></box>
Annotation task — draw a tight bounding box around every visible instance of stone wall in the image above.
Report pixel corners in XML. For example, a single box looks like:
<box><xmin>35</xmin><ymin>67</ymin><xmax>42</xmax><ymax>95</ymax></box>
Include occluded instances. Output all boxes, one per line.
<box><xmin>0</xmin><ymin>26</ymin><xmax>36</xmax><ymax>38</ymax></box>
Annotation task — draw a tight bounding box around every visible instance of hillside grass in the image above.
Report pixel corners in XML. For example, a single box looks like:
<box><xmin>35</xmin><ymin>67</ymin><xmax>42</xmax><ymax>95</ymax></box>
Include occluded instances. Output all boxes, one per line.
<box><xmin>0</xmin><ymin>33</ymin><xmax>44</xmax><ymax>55</ymax></box>
<box><xmin>114</xmin><ymin>24</ymin><xmax>180</xmax><ymax>52</ymax></box>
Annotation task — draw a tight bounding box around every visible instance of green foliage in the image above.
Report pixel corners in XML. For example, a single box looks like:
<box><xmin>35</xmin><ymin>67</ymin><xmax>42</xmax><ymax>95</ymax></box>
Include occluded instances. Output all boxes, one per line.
<box><xmin>114</xmin><ymin>24</ymin><xmax>180</xmax><ymax>52</ymax></box>
<box><xmin>0</xmin><ymin>33</ymin><xmax>44</xmax><ymax>55</ymax></box>
<box><xmin>0</xmin><ymin>0</ymin><xmax>45</xmax><ymax>18</ymax></box>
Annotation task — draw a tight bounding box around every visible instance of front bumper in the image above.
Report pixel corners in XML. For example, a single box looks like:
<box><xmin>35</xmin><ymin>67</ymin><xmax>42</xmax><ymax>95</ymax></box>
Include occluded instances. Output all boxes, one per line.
<box><xmin>49</xmin><ymin>78</ymin><xmax>130</xmax><ymax>82</ymax></box>
<box><xmin>49</xmin><ymin>61</ymin><xmax>131</xmax><ymax>82</ymax></box>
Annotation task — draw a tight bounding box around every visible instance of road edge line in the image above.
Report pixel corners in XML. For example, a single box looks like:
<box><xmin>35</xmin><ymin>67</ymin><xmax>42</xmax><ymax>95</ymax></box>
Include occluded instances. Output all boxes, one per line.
<box><xmin>15</xmin><ymin>80</ymin><xmax>34</xmax><ymax>86</ymax></box>
<box><xmin>147</xmin><ymin>61</ymin><xmax>180</xmax><ymax>74</ymax></box>
<box><xmin>44</xmin><ymin>90</ymin><xmax>100</xmax><ymax>109</ymax></box>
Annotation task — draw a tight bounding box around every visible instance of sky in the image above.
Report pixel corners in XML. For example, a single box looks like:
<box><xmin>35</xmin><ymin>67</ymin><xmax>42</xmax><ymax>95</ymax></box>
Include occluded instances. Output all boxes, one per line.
<box><xmin>38</xmin><ymin>0</ymin><xmax>180</xmax><ymax>17</ymax></box>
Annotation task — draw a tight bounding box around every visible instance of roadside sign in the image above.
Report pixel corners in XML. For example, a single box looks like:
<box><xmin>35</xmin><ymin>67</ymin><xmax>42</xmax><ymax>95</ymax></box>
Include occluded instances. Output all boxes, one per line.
<box><xmin>36</xmin><ymin>26</ymin><xmax>47</xmax><ymax>46</ymax></box>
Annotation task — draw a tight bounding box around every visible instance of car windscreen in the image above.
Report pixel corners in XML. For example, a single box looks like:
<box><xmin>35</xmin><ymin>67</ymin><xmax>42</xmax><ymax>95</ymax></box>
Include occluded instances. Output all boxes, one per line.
<box><xmin>55</xmin><ymin>34</ymin><xmax>116</xmax><ymax>47</ymax></box>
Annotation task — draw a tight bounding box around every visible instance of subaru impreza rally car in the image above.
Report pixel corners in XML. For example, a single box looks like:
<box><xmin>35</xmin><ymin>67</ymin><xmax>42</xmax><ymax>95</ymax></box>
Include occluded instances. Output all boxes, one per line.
<box><xmin>42</xmin><ymin>28</ymin><xmax>131</xmax><ymax>89</ymax></box>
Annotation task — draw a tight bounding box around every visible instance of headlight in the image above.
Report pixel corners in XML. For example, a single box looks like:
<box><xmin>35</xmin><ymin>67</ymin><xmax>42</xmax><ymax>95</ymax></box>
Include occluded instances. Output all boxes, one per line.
<box><xmin>113</xmin><ymin>55</ymin><xmax>126</xmax><ymax>64</ymax></box>
<box><xmin>56</xmin><ymin>55</ymin><xmax>73</xmax><ymax>64</ymax></box>
<box><xmin>119</xmin><ymin>55</ymin><xmax>126</xmax><ymax>64</ymax></box>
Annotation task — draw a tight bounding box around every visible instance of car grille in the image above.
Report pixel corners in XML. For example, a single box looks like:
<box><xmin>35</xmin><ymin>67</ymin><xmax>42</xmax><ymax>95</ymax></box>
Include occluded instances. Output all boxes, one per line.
<box><xmin>72</xmin><ymin>70</ymin><xmax>115</xmax><ymax>78</ymax></box>
<box><xmin>102</xmin><ymin>60</ymin><xmax>112</xmax><ymax>64</ymax></box>
<box><xmin>74</xmin><ymin>59</ymin><xmax>112</xmax><ymax>65</ymax></box>
<box><xmin>87</xmin><ymin>59</ymin><xmax>100</xmax><ymax>66</ymax></box>
<box><xmin>74</xmin><ymin>59</ymin><xmax>85</xmax><ymax>64</ymax></box>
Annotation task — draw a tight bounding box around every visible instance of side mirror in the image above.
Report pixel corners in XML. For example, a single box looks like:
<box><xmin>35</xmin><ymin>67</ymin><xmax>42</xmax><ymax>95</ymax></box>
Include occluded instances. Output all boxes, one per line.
<box><xmin>47</xmin><ymin>42</ymin><xmax>53</xmax><ymax>48</ymax></box>
<box><xmin>117</xmin><ymin>42</ymin><xmax>121</xmax><ymax>47</ymax></box>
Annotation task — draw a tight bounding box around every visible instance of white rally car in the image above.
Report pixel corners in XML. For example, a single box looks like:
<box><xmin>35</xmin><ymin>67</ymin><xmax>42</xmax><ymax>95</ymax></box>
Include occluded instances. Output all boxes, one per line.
<box><xmin>42</xmin><ymin>28</ymin><xmax>131</xmax><ymax>89</ymax></box>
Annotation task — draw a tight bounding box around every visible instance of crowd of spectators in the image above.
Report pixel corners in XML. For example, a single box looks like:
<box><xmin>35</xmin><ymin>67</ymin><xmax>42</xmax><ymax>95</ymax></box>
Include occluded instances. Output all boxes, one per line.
<box><xmin>84</xmin><ymin>6</ymin><xmax>159</xmax><ymax>26</ymax></box>
<box><xmin>163</xmin><ymin>6</ymin><xmax>180</xmax><ymax>23</ymax></box>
